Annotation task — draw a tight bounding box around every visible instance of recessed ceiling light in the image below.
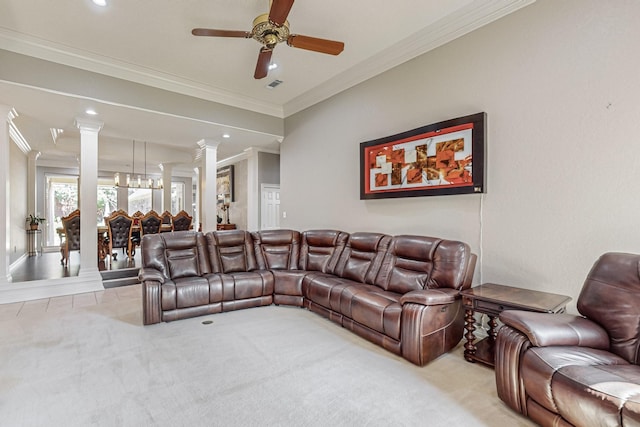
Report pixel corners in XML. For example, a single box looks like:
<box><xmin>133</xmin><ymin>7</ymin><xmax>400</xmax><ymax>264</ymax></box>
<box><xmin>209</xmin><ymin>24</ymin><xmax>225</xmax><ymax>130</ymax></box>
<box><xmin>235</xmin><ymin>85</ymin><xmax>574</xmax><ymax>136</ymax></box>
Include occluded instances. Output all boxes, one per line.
<box><xmin>92</xmin><ymin>0</ymin><xmax>107</xmax><ymax>6</ymax></box>
<box><xmin>85</xmin><ymin>109</ymin><xmax>98</xmax><ymax>115</ymax></box>
<box><xmin>222</xmin><ymin>133</ymin><xmax>231</xmax><ymax>139</ymax></box>
<box><xmin>268</xmin><ymin>63</ymin><xmax>278</xmax><ymax>70</ymax></box>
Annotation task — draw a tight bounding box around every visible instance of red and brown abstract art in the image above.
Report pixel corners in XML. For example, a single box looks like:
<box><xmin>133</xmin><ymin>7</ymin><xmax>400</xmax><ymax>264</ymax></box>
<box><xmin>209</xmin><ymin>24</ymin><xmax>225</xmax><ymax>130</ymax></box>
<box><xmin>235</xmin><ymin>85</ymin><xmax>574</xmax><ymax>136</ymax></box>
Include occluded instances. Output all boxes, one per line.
<box><xmin>360</xmin><ymin>112</ymin><xmax>486</xmax><ymax>199</ymax></box>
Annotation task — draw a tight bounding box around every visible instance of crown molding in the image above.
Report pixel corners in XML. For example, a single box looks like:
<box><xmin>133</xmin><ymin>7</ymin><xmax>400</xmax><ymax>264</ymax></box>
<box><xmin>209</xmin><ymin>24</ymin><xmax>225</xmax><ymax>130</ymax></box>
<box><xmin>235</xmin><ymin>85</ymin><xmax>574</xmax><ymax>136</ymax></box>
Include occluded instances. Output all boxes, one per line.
<box><xmin>0</xmin><ymin>28</ymin><xmax>285</xmax><ymax>118</ymax></box>
<box><xmin>283</xmin><ymin>0</ymin><xmax>536</xmax><ymax>116</ymax></box>
<box><xmin>0</xmin><ymin>0</ymin><xmax>534</xmax><ymax>120</ymax></box>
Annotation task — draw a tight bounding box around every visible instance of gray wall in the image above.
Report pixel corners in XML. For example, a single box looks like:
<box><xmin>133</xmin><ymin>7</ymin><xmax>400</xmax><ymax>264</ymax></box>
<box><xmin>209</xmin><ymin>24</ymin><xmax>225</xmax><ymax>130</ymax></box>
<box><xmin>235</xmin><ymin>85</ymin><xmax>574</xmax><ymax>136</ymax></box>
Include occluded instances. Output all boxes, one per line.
<box><xmin>281</xmin><ymin>0</ymin><xmax>640</xmax><ymax>313</ymax></box>
<box><xmin>9</xmin><ymin>142</ymin><xmax>27</xmax><ymax>264</ymax></box>
<box><xmin>258</xmin><ymin>152</ymin><xmax>280</xmax><ymax>185</ymax></box>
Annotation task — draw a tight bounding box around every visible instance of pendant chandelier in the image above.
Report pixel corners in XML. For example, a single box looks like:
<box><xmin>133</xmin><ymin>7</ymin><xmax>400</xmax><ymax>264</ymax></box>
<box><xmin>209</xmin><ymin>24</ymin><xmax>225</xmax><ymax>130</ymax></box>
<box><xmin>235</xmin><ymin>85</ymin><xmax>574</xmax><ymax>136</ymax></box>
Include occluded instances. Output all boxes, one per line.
<box><xmin>114</xmin><ymin>140</ymin><xmax>164</xmax><ymax>189</ymax></box>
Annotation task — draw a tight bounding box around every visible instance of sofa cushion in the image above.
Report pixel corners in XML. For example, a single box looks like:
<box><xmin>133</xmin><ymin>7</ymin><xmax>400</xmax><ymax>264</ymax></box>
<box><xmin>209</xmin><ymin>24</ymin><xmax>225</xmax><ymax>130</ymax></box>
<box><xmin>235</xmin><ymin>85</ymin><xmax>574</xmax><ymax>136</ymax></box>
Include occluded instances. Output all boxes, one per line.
<box><xmin>166</xmin><ymin>247</ymin><xmax>200</xmax><ymax>279</ymax></box>
<box><xmin>302</xmin><ymin>273</ymin><xmax>358</xmax><ymax>313</ymax></box>
<box><xmin>299</xmin><ymin>230</ymin><xmax>348</xmax><ymax>273</ymax></box>
<box><xmin>251</xmin><ymin>229</ymin><xmax>300</xmax><ymax>270</ymax></box>
<box><xmin>141</xmin><ymin>231</ymin><xmax>211</xmax><ymax>280</ymax></box>
<box><xmin>374</xmin><ymin>235</ymin><xmax>472</xmax><ymax>294</ymax></box>
<box><xmin>271</xmin><ymin>270</ymin><xmax>308</xmax><ymax>297</ymax></box>
<box><xmin>551</xmin><ymin>364</ymin><xmax>640</xmax><ymax>427</ymax></box>
<box><xmin>204</xmin><ymin>271</ymin><xmax>274</xmax><ymax>301</ymax></box>
<box><xmin>520</xmin><ymin>346</ymin><xmax>629</xmax><ymax>415</ymax></box>
<box><xmin>303</xmin><ymin>273</ymin><xmax>402</xmax><ymax>341</ymax></box>
<box><xmin>206</xmin><ymin>230</ymin><xmax>258</xmax><ymax>273</ymax></box>
<box><xmin>347</xmin><ymin>286</ymin><xmax>402</xmax><ymax>341</ymax></box>
<box><xmin>334</xmin><ymin>232</ymin><xmax>391</xmax><ymax>284</ymax></box>
<box><xmin>161</xmin><ymin>276</ymin><xmax>213</xmax><ymax>310</ymax></box>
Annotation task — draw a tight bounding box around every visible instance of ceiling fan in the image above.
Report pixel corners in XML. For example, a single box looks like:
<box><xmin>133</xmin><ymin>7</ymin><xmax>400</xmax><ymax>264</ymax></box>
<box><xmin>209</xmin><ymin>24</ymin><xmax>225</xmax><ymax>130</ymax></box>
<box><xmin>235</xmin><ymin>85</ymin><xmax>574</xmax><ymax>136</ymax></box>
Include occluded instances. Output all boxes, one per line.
<box><xmin>192</xmin><ymin>0</ymin><xmax>345</xmax><ymax>79</ymax></box>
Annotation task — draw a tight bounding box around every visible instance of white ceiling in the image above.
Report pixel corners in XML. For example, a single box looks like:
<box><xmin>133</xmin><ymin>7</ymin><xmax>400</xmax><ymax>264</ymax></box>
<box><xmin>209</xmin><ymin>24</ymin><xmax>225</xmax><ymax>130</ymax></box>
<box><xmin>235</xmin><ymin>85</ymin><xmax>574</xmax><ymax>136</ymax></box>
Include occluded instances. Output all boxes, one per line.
<box><xmin>0</xmin><ymin>0</ymin><xmax>533</xmax><ymax>171</ymax></box>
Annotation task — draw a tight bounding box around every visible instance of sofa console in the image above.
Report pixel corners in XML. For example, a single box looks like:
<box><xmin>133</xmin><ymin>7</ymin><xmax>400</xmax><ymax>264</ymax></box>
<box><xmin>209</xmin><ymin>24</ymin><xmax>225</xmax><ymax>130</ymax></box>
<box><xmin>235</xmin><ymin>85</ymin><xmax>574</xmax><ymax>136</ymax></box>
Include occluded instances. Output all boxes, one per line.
<box><xmin>139</xmin><ymin>229</ymin><xmax>476</xmax><ymax>366</ymax></box>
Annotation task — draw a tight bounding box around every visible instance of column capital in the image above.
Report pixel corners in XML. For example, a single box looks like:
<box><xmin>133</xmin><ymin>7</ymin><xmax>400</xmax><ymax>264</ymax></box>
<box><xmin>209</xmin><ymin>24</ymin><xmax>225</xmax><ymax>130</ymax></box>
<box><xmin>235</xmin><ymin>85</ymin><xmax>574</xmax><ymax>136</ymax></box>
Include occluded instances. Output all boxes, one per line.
<box><xmin>74</xmin><ymin>117</ymin><xmax>104</xmax><ymax>133</ymax></box>
<box><xmin>243</xmin><ymin>146</ymin><xmax>259</xmax><ymax>157</ymax></box>
<box><xmin>197</xmin><ymin>139</ymin><xmax>220</xmax><ymax>149</ymax></box>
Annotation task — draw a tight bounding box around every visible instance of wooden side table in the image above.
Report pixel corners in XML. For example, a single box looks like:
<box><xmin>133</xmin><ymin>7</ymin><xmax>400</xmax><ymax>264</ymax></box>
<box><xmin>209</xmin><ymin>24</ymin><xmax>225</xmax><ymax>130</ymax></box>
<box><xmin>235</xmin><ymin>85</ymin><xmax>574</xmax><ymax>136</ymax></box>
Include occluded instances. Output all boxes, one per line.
<box><xmin>460</xmin><ymin>283</ymin><xmax>571</xmax><ymax>367</ymax></box>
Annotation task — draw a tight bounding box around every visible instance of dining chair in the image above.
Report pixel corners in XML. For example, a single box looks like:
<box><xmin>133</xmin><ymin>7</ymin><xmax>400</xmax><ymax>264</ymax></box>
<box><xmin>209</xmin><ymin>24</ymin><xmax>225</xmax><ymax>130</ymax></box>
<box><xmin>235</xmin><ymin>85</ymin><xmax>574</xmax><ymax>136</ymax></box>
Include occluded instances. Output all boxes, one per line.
<box><xmin>60</xmin><ymin>209</ymin><xmax>81</xmax><ymax>267</ymax></box>
<box><xmin>161</xmin><ymin>210</ymin><xmax>173</xmax><ymax>232</ymax></box>
<box><xmin>140</xmin><ymin>210</ymin><xmax>163</xmax><ymax>236</ymax></box>
<box><xmin>171</xmin><ymin>210</ymin><xmax>193</xmax><ymax>232</ymax></box>
<box><xmin>105</xmin><ymin>210</ymin><xmax>134</xmax><ymax>263</ymax></box>
<box><xmin>130</xmin><ymin>210</ymin><xmax>145</xmax><ymax>250</ymax></box>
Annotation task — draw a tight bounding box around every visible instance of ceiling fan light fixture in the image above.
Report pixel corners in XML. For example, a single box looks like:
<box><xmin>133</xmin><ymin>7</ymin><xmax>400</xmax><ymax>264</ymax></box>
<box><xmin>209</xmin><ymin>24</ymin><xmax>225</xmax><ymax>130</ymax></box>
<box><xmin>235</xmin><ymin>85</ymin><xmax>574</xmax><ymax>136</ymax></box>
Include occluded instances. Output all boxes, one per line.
<box><xmin>192</xmin><ymin>0</ymin><xmax>344</xmax><ymax>79</ymax></box>
<box><xmin>92</xmin><ymin>0</ymin><xmax>107</xmax><ymax>7</ymax></box>
<box><xmin>252</xmin><ymin>13</ymin><xmax>290</xmax><ymax>47</ymax></box>
<box><xmin>268</xmin><ymin>63</ymin><xmax>278</xmax><ymax>70</ymax></box>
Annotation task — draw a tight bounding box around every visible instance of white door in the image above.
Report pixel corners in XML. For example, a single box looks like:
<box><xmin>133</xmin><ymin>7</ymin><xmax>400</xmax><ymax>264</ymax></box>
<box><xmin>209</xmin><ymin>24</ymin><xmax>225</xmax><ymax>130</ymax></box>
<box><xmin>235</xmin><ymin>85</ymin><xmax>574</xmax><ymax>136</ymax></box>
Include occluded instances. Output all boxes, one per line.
<box><xmin>260</xmin><ymin>184</ymin><xmax>280</xmax><ymax>230</ymax></box>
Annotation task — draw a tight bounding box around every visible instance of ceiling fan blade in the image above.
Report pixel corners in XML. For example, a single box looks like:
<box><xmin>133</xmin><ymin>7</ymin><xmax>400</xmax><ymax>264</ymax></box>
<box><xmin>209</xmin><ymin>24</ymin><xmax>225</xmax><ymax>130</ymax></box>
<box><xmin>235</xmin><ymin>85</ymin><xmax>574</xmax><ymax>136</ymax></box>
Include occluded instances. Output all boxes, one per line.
<box><xmin>269</xmin><ymin>0</ymin><xmax>295</xmax><ymax>26</ymax></box>
<box><xmin>191</xmin><ymin>28</ymin><xmax>251</xmax><ymax>38</ymax></box>
<box><xmin>287</xmin><ymin>34</ymin><xmax>344</xmax><ymax>55</ymax></box>
<box><xmin>254</xmin><ymin>48</ymin><xmax>273</xmax><ymax>79</ymax></box>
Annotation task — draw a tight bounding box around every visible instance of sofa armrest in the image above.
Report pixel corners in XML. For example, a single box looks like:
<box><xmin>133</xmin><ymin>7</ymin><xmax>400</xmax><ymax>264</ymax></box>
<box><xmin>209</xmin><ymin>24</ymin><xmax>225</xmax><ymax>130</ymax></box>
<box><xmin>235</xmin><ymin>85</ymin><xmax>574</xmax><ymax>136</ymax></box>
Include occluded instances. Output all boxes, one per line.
<box><xmin>138</xmin><ymin>267</ymin><xmax>166</xmax><ymax>284</ymax></box>
<box><xmin>400</xmin><ymin>288</ymin><xmax>458</xmax><ymax>306</ymax></box>
<box><xmin>499</xmin><ymin>310</ymin><xmax>610</xmax><ymax>349</ymax></box>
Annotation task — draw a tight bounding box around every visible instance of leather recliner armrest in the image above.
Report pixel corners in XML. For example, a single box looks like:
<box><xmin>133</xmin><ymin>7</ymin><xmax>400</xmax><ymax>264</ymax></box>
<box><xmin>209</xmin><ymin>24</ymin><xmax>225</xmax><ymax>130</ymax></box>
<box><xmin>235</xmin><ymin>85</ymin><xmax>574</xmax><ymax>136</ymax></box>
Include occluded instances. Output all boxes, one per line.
<box><xmin>138</xmin><ymin>267</ymin><xmax>166</xmax><ymax>284</ymax></box>
<box><xmin>400</xmin><ymin>288</ymin><xmax>458</xmax><ymax>306</ymax></box>
<box><xmin>500</xmin><ymin>310</ymin><xmax>610</xmax><ymax>349</ymax></box>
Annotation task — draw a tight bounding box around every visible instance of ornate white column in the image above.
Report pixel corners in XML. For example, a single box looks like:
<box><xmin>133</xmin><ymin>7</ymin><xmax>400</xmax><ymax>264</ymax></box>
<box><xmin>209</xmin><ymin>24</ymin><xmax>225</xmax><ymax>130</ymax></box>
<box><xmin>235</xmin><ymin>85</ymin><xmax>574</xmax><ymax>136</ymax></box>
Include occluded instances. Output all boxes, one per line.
<box><xmin>0</xmin><ymin>105</ymin><xmax>12</xmax><ymax>285</ymax></box>
<box><xmin>245</xmin><ymin>147</ymin><xmax>259</xmax><ymax>231</ymax></box>
<box><xmin>75</xmin><ymin>117</ymin><xmax>103</xmax><ymax>283</ymax></box>
<box><xmin>198</xmin><ymin>139</ymin><xmax>219</xmax><ymax>232</ymax></box>
<box><xmin>161</xmin><ymin>163</ymin><xmax>173</xmax><ymax>213</ymax></box>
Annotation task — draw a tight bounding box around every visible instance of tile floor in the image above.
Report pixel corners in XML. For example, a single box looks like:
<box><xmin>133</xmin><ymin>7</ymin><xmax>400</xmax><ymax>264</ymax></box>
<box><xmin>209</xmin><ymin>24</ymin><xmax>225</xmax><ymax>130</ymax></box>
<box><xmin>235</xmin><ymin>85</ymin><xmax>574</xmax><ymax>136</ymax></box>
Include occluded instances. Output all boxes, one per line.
<box><xmin>0</xmin><ymin>284</ymin><xmax>140</xmax><ymax>319</ymax></box>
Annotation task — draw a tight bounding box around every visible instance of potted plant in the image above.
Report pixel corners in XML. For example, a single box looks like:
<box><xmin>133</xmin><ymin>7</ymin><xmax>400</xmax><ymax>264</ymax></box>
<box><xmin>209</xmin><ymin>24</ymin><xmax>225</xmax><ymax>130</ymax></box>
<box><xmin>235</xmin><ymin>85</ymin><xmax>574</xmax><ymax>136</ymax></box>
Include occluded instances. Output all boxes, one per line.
<box><xmin>26</xmin><ymin>214</ymin><xmax>46</xmax><ymax>230</ymax></box>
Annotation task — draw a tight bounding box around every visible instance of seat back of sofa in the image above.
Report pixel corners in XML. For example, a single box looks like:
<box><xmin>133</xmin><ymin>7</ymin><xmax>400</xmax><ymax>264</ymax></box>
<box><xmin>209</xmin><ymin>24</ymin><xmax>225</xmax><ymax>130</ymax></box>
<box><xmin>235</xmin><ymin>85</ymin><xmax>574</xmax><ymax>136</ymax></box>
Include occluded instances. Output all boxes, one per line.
<box><xmin>374</xmin><ymin>235</ymin><xmax>473</xmax><ymax>294</ymax></box>
<box><xmin>333</xmin><ymin>232</ymin><xmax>392</xmax><ymax>285</ymax></box>
<box><xmin>141</xmin><ymin>231</ymin><xmax>211</xmax><ymax>280</ymax></box>
<box><xmin>206</xmin><ymin>230</ymin><xmax>259</xmax><ymax>273</ymax></box>
<box><xmin>299</xmin><ymin>230</ymin><xmax>348</xmax><ymax>273</ymax></box>
<box><xmin>577</xmin><ymin>252</ymin><xmax>640</xmax><ymax>364</ymax></box>
<box><xmin>251</xmin><ymin>229</ymin><xmax>300</xmax><ymax>270</ymax></box>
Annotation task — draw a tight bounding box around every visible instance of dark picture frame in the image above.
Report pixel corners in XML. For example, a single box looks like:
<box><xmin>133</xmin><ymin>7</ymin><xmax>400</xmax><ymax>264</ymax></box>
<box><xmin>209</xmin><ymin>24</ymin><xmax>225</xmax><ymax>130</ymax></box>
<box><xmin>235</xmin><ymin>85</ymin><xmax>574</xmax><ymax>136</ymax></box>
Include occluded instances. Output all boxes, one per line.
<box><xmin>216</xmin><ymin>165</ymin><xmax>234</xmax><ymax>204</ymax></box>
<box><xmin>360</xmin><ymin>112</ymin><xmax>486</xmax><ymax>199</ymax></box>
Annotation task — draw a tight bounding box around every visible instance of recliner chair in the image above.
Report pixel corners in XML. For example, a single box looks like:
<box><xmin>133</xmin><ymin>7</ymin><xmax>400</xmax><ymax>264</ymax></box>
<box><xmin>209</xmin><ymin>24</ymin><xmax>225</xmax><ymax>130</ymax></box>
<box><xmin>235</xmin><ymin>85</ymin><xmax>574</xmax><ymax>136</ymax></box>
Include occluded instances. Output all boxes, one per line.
<box><xmin>495</xmin><ymin>252</ymin><xmax>640</xmax><ymax>426</ymax></box>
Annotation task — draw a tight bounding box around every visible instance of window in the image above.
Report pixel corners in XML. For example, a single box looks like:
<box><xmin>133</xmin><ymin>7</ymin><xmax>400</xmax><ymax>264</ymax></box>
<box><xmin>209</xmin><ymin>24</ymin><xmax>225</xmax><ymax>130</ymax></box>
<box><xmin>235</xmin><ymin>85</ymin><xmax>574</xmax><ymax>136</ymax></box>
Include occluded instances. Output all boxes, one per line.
<box><xmin>128</xmin><ymin>188</ymin><xmax>152</xmax><ymax>214</ymax></box>
<box><xmin>45</xmin><ymin>174</ymin><xmax>78</xmax><ymax>246</ymax></box>
<box><xmin>171</xmin><ymin>182</ymin><xmax>185</xmax><ymax>213</ymax></box>
<box><xmin>97</xmin><ymin>182</ymin><xmax>118</xmax><ymax>225</ymax></box>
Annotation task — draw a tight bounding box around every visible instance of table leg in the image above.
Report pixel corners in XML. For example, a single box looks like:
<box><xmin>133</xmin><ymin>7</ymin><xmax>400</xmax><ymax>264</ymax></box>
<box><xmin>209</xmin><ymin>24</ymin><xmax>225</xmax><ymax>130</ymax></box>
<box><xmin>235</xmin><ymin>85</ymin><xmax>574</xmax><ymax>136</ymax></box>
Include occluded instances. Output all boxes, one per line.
<box><xmin>463</xmin><ymin>308</ymin><xmax>477</xmax><ymax>362</ymax></box>
<box><xmin>488</xmin><ymin>315</ymin><xmax>499</xmax><ymax>342</ymax></box>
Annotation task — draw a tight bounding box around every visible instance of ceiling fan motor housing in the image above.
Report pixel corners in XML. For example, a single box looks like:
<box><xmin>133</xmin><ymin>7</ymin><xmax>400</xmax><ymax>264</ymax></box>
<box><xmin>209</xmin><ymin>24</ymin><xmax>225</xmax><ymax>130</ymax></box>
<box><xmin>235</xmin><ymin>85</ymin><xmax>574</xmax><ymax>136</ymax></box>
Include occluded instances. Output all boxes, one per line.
<box><xmin>252</xmin><ymin>13</ymin><xmax>290</xmax><ymax>48</ymax></box>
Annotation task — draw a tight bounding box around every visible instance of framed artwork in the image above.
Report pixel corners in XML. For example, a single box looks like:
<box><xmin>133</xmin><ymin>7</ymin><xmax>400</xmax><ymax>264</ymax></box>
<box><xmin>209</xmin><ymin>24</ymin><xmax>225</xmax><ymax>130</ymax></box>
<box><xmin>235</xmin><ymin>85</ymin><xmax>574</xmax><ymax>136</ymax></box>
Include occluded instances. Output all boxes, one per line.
<box><xmin>360</xmin><ymin>112</ymin><xmax>486</xmax><ymax>199</ymax></box>
<box><xmin>216</xmin><ymin>165</ymin><xmax>234</xmax><ymax>204</ymax></box>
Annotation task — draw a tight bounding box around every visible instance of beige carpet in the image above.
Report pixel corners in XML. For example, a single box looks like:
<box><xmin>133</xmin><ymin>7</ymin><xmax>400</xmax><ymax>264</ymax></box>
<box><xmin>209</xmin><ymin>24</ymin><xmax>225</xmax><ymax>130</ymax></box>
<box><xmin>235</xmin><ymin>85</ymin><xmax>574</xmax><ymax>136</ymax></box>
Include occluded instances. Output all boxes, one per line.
<box><xmin>0</xmin><ymin>285</ymin><xmax>533</xmax><ymax>426</ymax></box>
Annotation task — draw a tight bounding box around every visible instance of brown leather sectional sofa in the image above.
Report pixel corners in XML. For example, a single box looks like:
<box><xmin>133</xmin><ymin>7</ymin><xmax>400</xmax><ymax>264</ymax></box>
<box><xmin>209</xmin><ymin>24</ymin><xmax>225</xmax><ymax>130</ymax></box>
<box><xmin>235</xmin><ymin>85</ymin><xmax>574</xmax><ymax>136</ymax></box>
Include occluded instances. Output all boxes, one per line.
<box><xmin>495</xmin><ymin>252</ymin><xmax>640</xmax><ymax>426</ymax></box>
<box><xmin>139</xmin><ymin>229</ymin><xmax>476</xmax><ymax>366</ymax></box>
